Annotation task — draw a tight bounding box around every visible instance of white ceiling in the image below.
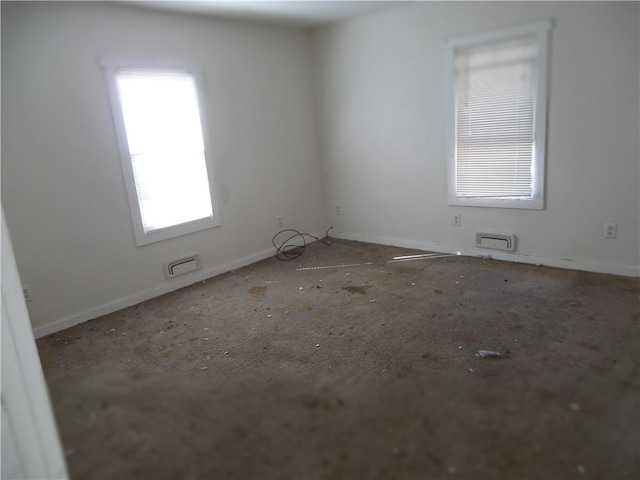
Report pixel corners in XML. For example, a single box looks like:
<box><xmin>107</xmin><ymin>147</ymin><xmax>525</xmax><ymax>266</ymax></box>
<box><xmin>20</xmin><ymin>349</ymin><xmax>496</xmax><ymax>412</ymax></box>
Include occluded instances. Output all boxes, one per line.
<box><xmin>122</xmin><ymin>1</ymin><xmax>408</xmax><ymax>27</ymax></box>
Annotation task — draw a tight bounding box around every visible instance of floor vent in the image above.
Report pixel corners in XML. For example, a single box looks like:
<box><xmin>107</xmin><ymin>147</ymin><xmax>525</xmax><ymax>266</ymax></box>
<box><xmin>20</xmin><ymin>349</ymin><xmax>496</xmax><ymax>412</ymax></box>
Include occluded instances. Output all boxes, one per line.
<box><xmin>476</xmin><ymin>233</ymin><xmax>517</xmax><ymax>252</ymax></box>
<box><xmin>166</xmin><ymin>255</ymin><xmax>200</xmax><ymax>278</ymax></box>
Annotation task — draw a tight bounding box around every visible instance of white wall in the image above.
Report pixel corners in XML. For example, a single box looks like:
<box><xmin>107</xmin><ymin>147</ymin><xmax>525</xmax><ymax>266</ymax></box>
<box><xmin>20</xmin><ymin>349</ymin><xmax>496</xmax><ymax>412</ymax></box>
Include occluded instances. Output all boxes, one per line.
<box><xmin>312</xmin><ymin>1</ymin><xmax>640</xmax><ymax>275</ymax></box>
<box><xmin>2</xmin><ymin>2</ymin><xmax>325</xmax><ymax>335</ymax></box>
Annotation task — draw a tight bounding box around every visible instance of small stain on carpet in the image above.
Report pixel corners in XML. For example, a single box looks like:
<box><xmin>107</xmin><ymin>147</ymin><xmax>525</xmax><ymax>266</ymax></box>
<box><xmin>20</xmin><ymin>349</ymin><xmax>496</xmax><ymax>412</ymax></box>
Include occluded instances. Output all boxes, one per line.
<box><xmin>248</xmin><ymin>286</ymin><xmax>267</xmax><ymax>297</ymax></box>
<box><xmin>342</xmin><ymin>285</ymin><xmax>371</xmax><ymax>295</ymax></box>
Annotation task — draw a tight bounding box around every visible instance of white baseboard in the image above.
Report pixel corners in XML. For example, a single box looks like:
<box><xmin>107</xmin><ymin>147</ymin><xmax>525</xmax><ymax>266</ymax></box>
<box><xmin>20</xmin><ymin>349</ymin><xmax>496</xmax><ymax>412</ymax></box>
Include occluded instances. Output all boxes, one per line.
<box><xmin>33</xmin><ymin>246</ymin><xmax>277</xmax><ymax>339</ymax></box>
<box><xmin>331</xmin><ymin>231</ymin><xmax>640</xmax><ymax>278</ymax></box>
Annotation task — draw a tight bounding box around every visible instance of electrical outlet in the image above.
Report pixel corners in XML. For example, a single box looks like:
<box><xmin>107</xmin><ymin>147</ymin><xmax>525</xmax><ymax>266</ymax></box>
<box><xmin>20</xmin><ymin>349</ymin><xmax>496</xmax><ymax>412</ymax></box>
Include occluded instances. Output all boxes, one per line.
<box><xmin>453</xmin><ymin>213</ymin><xmax>461</xmax><ymax>226</ymax></box>
<box><xmin>278</xmin><ymin>215</ymin><xmax>283</xmax><ymax>228</ymax></box>
<box><xmin>604</xmin><ymin>222</ymin><xmax>617</xmax><ymax>239</ymax></box>
<box><xmin>336</xmin><ymin>205</ymin><xmax>341</xmax><ymax>215</ymax></box>
<box><xmin>22</xmin><ymin>284</ymin><xmax>33</xmax><ymax>303</ymax></box>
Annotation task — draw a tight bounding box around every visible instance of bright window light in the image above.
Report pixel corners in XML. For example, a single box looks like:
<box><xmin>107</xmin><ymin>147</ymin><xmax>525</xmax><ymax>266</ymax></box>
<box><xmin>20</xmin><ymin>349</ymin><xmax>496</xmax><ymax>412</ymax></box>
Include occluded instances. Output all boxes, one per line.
<box><xmin>104</xmin><ymin>64</ymin><xmax>220</xmax><ymax>245</ymax></box>
<box><xmin>116</xmin><ymin>71</ymin><xmax>212</xmax><ymax>232</ymax></box>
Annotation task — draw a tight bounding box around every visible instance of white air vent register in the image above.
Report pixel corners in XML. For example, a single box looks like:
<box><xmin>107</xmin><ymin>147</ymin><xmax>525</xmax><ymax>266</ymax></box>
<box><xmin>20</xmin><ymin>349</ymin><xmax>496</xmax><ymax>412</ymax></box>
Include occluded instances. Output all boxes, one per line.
<box><xmin>475</xmin><ymin>233</ymin><xmax>517</xmax><ymax>252</ymax></box>
<box><xmin>166</xmin><ymin>255</ymin><xmax>201</xmax><ymax>278</ymax></box>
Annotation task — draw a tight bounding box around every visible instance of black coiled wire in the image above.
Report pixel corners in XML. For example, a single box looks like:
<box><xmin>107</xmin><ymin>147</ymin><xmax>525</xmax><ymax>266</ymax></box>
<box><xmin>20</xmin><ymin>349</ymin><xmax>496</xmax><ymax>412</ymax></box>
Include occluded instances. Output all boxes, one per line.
<box><xmin>272</xmin><ymin>226</ymin><xmax>333</xmax><ymax>261</ymax></box>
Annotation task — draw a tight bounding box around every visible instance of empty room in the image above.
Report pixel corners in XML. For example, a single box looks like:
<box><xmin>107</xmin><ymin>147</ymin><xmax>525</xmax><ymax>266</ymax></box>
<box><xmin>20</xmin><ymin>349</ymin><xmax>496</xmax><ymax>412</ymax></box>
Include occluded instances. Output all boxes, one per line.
<box><xmin>2</xmin><ymin>1</ymin><xmax>638</xmax><ymax>479</ymax></box>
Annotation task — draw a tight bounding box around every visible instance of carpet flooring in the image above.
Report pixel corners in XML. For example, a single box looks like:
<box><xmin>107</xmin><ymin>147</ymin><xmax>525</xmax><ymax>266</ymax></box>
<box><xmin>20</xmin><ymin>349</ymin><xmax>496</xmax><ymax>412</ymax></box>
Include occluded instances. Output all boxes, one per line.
<box><xmin>37</xmin><ymin>239</ymin><xmax>639</xmax><ymax>479</ymax></box>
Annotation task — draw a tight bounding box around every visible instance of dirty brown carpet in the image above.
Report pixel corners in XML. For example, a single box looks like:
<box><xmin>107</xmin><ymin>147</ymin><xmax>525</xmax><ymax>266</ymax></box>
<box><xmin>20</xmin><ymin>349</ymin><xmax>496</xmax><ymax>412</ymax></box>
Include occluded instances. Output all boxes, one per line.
<box><xmin>37</xmin><ymin>239</ymin><xmax>639</xmax><ymax>479</ymax></box>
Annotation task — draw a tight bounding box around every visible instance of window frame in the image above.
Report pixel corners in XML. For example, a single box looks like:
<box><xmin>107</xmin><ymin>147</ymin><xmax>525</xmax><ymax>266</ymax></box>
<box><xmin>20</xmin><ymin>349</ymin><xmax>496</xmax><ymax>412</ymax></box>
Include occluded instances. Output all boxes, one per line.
<box><xmin>445</xmin><ymin>20</ymin><xmax>553</xmax><ymax>210</ymax></box>
<box><xmin>102</xmin><ymin>59</ymin><xmax>220</xmax><ymax>246</ymax></box>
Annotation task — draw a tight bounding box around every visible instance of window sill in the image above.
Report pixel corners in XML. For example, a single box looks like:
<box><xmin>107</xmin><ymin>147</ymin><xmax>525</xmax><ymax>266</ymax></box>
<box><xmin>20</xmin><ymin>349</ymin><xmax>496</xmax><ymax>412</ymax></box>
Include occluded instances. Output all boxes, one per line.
<box><xmin>448</xmin><ymin>196</ymin><xmax>544</xmax><ymax>210</ymax></box>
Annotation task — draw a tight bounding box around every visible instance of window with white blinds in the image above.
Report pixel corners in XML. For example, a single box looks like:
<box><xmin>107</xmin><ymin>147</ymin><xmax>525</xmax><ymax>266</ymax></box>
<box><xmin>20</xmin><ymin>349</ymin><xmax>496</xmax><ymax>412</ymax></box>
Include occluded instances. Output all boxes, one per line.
<box><xmin>447</xmin><ymin>20</ymin><xmax>552</xmax><ymax>209</ymax></box>
<box><xmin>103</xmin><ymin>64</ymin><xmax>220</xmax><ymax>245</ymax></box>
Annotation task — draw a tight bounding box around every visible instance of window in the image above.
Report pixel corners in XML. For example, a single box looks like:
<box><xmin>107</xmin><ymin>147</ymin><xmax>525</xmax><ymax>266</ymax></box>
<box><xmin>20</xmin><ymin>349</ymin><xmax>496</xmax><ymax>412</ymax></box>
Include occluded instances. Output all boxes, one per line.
<box><xmin>446</xmin><ymin>20</ymin><xmax>552</xmax><ymax>209</ymax></box>
<box><xmin>103</xmin><ymin>62</ymin><xmax>220</xmax><ymax>245</ymax></box>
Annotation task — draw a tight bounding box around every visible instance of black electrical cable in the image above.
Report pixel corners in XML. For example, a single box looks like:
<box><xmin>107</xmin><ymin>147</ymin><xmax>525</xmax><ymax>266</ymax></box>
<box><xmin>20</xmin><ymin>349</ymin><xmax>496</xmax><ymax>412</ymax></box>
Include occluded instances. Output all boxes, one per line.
<box><xmin>272</xmin><ymin>226</ymin><xmax>333</xmax><ymax>261</ymax></box>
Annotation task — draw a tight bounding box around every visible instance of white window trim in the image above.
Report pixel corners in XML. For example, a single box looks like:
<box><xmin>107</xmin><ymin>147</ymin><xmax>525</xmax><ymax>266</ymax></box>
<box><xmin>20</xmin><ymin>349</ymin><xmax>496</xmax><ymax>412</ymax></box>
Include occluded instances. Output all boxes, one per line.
<box><xmin>102</xmin><ymin>59</ymin><xmax>221</xmax><ymax>245</ymax></box>
<box><xmin>445</xmin><ymin>19</ymin><xmax>553</xmax><ymax>210</ymax></box>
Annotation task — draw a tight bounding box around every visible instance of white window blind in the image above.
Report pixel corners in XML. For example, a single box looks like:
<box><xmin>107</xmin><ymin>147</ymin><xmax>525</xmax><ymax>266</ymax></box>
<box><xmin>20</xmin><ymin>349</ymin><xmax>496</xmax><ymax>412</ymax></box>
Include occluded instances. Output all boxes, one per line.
<box><xmin>455</xmin><ymin>37</ymin><xmax>536</xmax><ymax>198</ymax></box>
<box><xmin>115</xmin><ymin>70</ymin><xmax>213</xmax><ymax>233</ymax></box>
<box><xmin>447</xmin><ymin>20</ymin><xmax>552</xmax><ymax>209</ymax></box>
